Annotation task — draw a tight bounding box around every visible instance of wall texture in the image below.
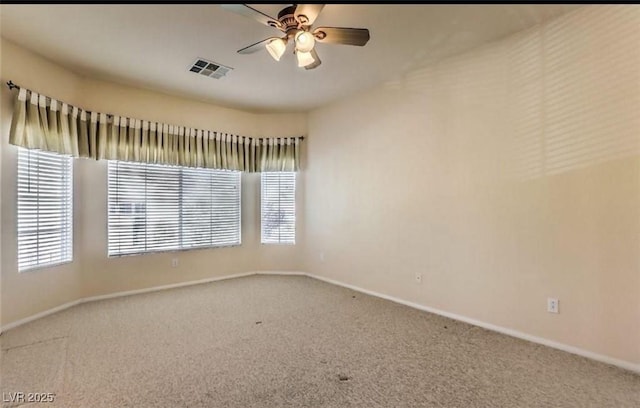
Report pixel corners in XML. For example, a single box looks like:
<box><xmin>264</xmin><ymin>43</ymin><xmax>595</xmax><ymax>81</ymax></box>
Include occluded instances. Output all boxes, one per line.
<box><xmin>304</xmin><ymin>6</ymin><xmax>640</xmax><ymax>365</ymax></box>
<box><xmin>1</xmin><ymin>39</ymin><xmax>85</xmax><ymax>327</ymax></box>
<box><xmin>0</xmin><ymin>38</ymin><xmax>307</xmax><ymax>325</ymax></box>
<box><xmin>2</xmin><ymin>5</ymin><xmax>639</xmax><ymax>369</ymax></box>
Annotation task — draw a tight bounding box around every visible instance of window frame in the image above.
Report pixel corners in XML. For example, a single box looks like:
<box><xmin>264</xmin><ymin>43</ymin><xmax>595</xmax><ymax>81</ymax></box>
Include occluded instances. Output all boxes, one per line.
<box><xmin>261</xmin><ymin>171</ymin><xmax>296</xmax><ymax>245</ymax></box>
<box><xmin>107</xmin><ymin>160</ymin><xmax>242</xmax><ymax>257</ymax></box>
<box><xmin>16</xmin><ymin>148</ymin><xmax>74</xmax><ymax>272</ymax></box>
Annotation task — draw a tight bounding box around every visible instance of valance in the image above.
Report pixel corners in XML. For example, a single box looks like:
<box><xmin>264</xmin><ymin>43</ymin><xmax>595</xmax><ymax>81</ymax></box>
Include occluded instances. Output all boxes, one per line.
<box><xmin>8</xmin><ymin>87</ymin><xmax>302</xmax><ymax>172</ymax></box>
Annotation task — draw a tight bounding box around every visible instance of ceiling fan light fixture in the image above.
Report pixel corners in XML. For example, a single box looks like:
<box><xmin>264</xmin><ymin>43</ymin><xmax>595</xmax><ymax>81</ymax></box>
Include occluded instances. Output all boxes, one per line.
<box><xmin>224</xmin><ymin>4</ymin><xmax>369</xmax><ymax>71</ymax></box>
<box><xmin>266</xmin><ymin>38</ymin><xmax>287</xmax><ymax>61</ymax></box>
<box><xmin>294</xmin><ymin>30</ymin><xmax>316</xmax><ymax>53</ymax></box>
<box><xmin>296</xmin><ymin>49</ymin><xmax>317</xmax><ymax>68</ymax></box>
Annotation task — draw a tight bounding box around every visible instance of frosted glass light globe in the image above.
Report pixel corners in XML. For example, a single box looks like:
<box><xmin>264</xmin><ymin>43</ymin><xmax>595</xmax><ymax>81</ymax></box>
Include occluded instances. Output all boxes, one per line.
<box><xmin>295</xmin><ymin>31</ymin><xmax>315</xmax><ymax>53</ymax></box>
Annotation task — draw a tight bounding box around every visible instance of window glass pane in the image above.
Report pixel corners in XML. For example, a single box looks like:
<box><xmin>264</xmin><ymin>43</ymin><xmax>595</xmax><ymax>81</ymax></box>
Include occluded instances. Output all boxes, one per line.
<box><xmin>108</xmin><ymin>161</ymin><xmax>240</xmax><ymax>256</ymax></box>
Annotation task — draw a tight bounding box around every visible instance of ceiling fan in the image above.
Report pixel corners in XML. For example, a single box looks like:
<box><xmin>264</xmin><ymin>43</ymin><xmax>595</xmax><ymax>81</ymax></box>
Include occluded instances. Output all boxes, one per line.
<box><xmin>221</xmin><ymin>4</ymin><xmax>370</xmax><ymax>70</ymax></box>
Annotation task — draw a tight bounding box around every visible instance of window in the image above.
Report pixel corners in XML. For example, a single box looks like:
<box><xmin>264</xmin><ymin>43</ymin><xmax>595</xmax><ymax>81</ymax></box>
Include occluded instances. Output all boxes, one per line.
<box><xmin>17</xmin><ymin>148</ymin><xmax>73</xmax><ymax>271</ymax></box>
<box><xmin>108</xmin><ymin>161</ymin><xmax>241</xmax><ymax>256</ymax></box>
<box><xmin>261</xmin><ymin>172</ymin><xmax>295</xmax><ymax>244</ymax></box>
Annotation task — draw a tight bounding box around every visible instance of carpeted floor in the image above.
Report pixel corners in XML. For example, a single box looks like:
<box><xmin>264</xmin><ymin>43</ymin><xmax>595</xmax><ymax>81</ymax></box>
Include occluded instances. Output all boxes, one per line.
<box><xmin>1</xmin><ymin>275</ymin><xmax>638</xmax><ymax>408</ymax></box>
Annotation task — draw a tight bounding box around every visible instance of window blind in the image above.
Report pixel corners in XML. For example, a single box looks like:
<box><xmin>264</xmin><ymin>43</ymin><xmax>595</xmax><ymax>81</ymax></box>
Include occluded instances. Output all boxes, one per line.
<box><xmin>17</xmin><ymin>148</ymin><xmax>73</xmax><ymax>271</ymax></box>
<box><xmin>108</xmin><ymin>161</ymin><xmax>240</xmax><ymax>256</ymax></box>
<box><xmin>261</xmin><ymin>172</ymin><xmax>295</xmax><ymax>244</ymax></box>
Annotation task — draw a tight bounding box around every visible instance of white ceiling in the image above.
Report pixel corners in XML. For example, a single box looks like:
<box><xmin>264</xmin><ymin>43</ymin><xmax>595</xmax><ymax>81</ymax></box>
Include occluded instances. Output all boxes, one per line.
<box><xmin>0</xmin><ymin>4</ymin><xmax>580</xmax><ymax>113</ymax></box>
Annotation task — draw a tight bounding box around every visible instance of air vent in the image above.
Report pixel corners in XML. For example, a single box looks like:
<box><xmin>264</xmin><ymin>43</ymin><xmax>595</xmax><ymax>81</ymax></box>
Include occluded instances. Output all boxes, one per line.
<box><xmin>189</xmin><ymin>58</ymin><xmax>233</xmax><ymax>79</ymax></box>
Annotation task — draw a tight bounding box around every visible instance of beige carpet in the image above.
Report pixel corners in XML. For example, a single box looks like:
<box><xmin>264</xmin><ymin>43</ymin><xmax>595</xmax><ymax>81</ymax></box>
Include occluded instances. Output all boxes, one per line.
<box><xmin>1</xmin><ymin>275</ymin><xmax>638</xmax><ymax>407</ymax></box>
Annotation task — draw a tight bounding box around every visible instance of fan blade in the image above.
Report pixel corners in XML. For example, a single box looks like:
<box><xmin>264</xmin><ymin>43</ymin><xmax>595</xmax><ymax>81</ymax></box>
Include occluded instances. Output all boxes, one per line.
<box><xmin>220</xmin><ymin>4</ymin><xmax>283</xmax><ymax>31</ymax></box>
<box><xmin>294</xmin><ymin>4</ymin><xmax>325</xmax><ymax>26</ymax></box>
<box><xmin>237</xmin><ymin>37</ymin><xmax>280</xmax><ymax>54</ymax></box>
<box><xmin>305</xmin><ymin>49</ymin><xmax>322</xmax><ymax>70</ymax></box>
<box><xmin>313</xmin><ymin>27</ymin><xmax>370</xmax><ymax>46</ymax></box>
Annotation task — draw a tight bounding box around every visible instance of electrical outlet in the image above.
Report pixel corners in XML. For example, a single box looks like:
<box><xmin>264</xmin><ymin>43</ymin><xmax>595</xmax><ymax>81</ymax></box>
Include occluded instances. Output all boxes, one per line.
<box><xmin>171</xmin><ymin>258</ymin><xmax>179</xmax><ymax>268</ymax></box>
<box><xmin>415</xmin><ymin>273</ymin><xmax>422</xmax><ymax>284</ymax></box>
<box><xmin>547</xmin><ymin>298</ymin><xmax>559</xmax><ymax>313</ymax></box>
<box><xmin>320</xmin><ymin>252</ymin><xmax>325</xmax><ymax>262</ymax></box>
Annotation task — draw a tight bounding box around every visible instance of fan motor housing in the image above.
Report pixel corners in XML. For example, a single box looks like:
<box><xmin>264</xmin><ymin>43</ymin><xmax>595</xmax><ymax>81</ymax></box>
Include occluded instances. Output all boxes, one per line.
<box><xmin>274</xmin><ymin>5</ymin><xmax>303</xmax><ymax>36</ymax></box>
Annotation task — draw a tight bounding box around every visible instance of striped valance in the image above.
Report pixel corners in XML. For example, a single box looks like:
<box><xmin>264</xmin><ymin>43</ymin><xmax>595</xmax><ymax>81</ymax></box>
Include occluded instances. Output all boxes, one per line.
<box><xmin>8</xmin><ymin>87</ymin><xmax>302</xmax><ymax>172</ymax></box>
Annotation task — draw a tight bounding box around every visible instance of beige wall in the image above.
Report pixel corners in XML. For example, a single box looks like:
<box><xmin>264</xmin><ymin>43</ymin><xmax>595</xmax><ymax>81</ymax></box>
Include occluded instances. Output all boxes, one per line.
<box><xmin>0</xmin><ymin>38</ymin><xmax>307</xmax><ymax>325</ymax></box>
<box><xmin>1</xmin><ymin>39</ymin><xmax>85</xmax><ymax>326</ymax></box>
<box><xmin>2</xmin><ymin>5</ymin><xmax>639</xmax><ymax>368</ymax></box>
<box><xmin>304</xmin><ymin>6</ymin><xmax>640</xmax><ymax>364</ymax></box>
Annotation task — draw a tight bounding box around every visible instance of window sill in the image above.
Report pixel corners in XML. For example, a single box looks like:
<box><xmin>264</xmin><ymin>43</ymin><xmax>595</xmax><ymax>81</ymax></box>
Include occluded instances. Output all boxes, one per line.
<box><xmin>19</xmin><ymin>259</ymin><xmax>73</xmax><ymax>273</ymax></box>
<box><xmin>108</xmin><ymin>243</ymin><xmax>242</xmax><ymax>258</ymax></box>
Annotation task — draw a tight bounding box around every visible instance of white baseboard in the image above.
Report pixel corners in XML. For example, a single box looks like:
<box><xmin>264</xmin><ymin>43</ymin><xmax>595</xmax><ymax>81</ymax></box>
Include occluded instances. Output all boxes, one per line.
<box><xmin>1</xmin><ymin>299</ymin><xmax>83</xmax><ymax>333</ymax></box>
<box><xmin>2</xmin><ymin>270</ymin><xmax>638</xmax><ymax>374</ymax></box>
<box><xmin>82</xmin><ymin>272</ymin><xmax>256</xmax><ymax>303</ymax></box>
<box><xmin>306</xmin><ymin>273</ymin><xmax>640</xmax><ymax>374</ymax></box>
<box><xmin>0</xmin><ymin>271</ymin><xmax>256</xmax><ymax>334</ymax></box>
<box><xmin>255</xmin><ymin>271</ymin><xmax>307</xmax><ymax>276</ymax></box>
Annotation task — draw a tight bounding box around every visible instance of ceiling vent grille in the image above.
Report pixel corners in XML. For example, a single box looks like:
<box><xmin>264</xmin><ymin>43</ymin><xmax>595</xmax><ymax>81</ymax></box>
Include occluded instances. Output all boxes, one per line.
<box><xmin>189</xmin><ymin>58</ymin><xmax>233</xmax><ymax>79</ymax></box>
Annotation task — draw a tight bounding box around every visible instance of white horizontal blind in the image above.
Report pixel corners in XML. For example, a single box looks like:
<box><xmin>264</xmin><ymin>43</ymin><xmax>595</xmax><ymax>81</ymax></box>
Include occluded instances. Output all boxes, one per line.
<box><xmin>261</xmin><ymin>172</ymin><xmax>295</xmax><ymax>244</ymax></box>
<box><xmin>182</xmin><ymin>167</ymin><xmax>241</xmax><ymax>248</ymax></box>
<box><xmin>17</xmin><ymin>148</ymin><xmax>73</xmax><ymax>271</ymax></box>
<box><xmin>108</xmin><ymin>161</ymin><xmax>240</xmax><ymax>256</ymax></box>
